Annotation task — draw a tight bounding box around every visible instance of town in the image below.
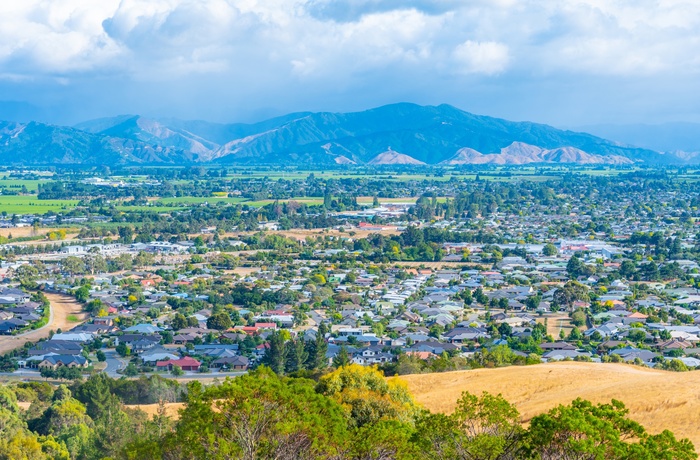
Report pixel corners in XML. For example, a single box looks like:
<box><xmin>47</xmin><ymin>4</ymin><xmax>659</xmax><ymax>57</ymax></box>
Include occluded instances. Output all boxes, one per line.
<box><xmin>2</xmin><ymin>166</ymin><xmax>700</xmax><ymax>380</ymax></box>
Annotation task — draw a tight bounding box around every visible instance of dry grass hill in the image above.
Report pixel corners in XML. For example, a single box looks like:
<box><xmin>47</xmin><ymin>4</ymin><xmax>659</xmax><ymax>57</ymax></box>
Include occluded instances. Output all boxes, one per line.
<box><xmin>402</xmin><ymin>362</ymin><xmax>700</xmax><ymax>451</ymax></box>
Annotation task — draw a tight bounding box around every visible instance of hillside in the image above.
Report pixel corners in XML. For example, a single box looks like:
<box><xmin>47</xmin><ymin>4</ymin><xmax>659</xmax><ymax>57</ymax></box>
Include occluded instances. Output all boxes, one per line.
<box><xmin>0</xmin><ymin>103</ymin><xmax>675</xmax><ymax>165</ymax></box>
<box><xmin>403</xmin><ymin>362</ymin><xmax>700</xmax><ymax>450</ymax></box>
<box><xmin>0</xmin><ymin>120</ymin><xmax>192</xmax><ymax>165</ymax></box>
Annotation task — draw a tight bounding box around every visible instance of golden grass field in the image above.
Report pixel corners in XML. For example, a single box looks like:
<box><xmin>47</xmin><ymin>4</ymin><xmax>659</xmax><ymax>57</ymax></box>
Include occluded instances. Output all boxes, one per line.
<box><xmin>402</xmin><ymin>362</ymin><xmax>700</xmax><ymax>451</ymax></box>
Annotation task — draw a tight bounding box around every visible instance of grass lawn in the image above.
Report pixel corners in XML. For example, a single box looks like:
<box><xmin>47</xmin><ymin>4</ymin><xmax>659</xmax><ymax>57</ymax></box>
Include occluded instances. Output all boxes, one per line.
<box><xmin>0</xmin><ymin>179</ymin><xmax>53</xmax><ymax>193</ymax></box>
<box><xmin>0</xmin><ymin>195</ymin><xmax>78</xmax><ymax>214</ymax></box>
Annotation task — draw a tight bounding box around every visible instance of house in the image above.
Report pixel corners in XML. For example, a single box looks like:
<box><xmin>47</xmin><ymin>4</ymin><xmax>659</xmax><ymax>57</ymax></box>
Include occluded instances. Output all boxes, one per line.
<box><xmin>539</xmin><ymin>342</ymin><xmax>577</xmax><ymax>351</ymax></box>
<box><xmin>156</xmin><ymin>356</ymin><xmax>201</xmax><ymax>372</ymax></box>
<box><xmin>212</xmin><ymin>355</ymin><xmax>249</xmax><ymax>370</ymax></box>
<box><xmin>34</xmin><ymin>355</ymin><xmax>88</xmax><ymax>370</ymax></box>
<box><xmin>0</xmin><ymin>288</ymin><xmax>30</xmax><ymax>304</ymax></box>
<box><xmin>141</xmin><ymin>348</ymin><xmax>180</xmax><ymax>364</ymax></box>
<box><xmin>124</xmin><ymin>324</ymin><xmax>163</xmax><ymax>334</ymax></box>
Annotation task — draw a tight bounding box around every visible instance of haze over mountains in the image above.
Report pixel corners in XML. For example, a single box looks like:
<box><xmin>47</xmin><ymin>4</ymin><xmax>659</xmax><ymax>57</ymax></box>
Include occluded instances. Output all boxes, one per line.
<box><xmin>0</xmin><ymin>103</ymin><xmax>691</xmax><ymax>166</ymax></box>
<box><xmin>579</xmin><ymin>123</ymin><xmax>700</xmax><ymax>162</ymax></box>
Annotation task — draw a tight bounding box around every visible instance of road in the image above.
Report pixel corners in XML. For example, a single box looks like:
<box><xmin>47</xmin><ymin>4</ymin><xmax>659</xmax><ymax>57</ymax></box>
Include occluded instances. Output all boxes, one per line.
<box><xmin>0</xmin><ymin>292</ymin><xmax>87</xmax><ymax>355</ymax></box>
<box><xmin>103</xmin><ymin>350</ymin><xmax>126</xmax><ymax>377</ymax></box>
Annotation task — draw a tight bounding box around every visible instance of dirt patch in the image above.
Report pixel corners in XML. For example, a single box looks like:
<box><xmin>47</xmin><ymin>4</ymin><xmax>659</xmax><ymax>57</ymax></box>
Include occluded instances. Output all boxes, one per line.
<box><xmin>128</xmin><ymin>402</ymin><xmax>185</xmax><ymax>418</ymax></box>
<box><xmin>0</xmin><ymin>293</ymin><xmax>87</xmax><ymax>355</ymax></box>
<box><xmin>536</xmin><ymin>315</ymin><xmax>574</xmax><ymax>338</ymax></box>
<box><xmin>403</xmin><ymin>362</ymin><xmax>700</xmax><ymax>452</ymax></box>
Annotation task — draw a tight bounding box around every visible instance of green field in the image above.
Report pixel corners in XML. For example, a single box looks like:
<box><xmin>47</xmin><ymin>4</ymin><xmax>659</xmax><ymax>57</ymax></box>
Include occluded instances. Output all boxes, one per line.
<box><xmin>0</xmin><ymin>179</ymin><xmax>53</xmax><ymax>193</ymax></box>
<box><xmin>0</xmin><ymin>195</ymin><xmax>78</xmax><ymax>214</ymax></box>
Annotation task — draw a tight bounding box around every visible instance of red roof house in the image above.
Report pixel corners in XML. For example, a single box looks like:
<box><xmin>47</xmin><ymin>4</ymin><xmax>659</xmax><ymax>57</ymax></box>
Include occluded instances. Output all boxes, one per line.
<box><xmin>156</xmin><ymin>356</ymin><xmax>201</xmax><ymax>372</ymax></box>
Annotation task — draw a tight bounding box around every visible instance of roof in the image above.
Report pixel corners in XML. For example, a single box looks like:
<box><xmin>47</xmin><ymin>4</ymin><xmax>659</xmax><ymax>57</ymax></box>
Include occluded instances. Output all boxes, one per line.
<box><xmin>156</xmin><ymin>356</ymin><xmax>201</xmax><ymax>368</ymax></box>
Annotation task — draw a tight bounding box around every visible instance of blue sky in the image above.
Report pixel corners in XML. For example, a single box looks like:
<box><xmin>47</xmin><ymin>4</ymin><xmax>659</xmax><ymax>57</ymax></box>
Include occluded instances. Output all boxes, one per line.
<box><xmin>0</xmin><ymin>0</ymin><xmax>698</xmax><ymax>126</ymax></box>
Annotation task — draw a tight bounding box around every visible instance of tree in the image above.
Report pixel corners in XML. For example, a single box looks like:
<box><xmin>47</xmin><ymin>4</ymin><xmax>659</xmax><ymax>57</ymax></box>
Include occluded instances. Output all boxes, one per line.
<box><xmin>306</xmin><ymin>324</ymin><xmax>328</xmax><ymax>370</ymax></box>
<box><xmin>171</xmin><ymin>365</ymin><xmax>184</xmax><ymax>377</ymax></box>
<box><xmin>206</xmin><ymin>312</ymin><xmax>232</xmax><ymax>331</ymax></box>
<box><xmin>124</xmin><ymin>363</ymin><xmax>139</xmax><ymax>377</ymax></box>
<box><xmin>62</xmin><ymin>256</ymin><xmax>85</xmax><ymax>276</ymax></box>
<box><xmin>571</xmin><ymin>309</ymin><xmax>587</xmax><ymax>327</ymax></box>
<box><xmin>285</xmin><ymin>339</ymin><xmax>308</xmax><ymax>374</ymax></box>
<box><xmin>115</xmin><ymin>343</ymin><xmax>130</xmax><ymax>357</ymax></box>
<box><xmin>474</xmin><ymin>287</ymin><xmax>489</xmax><ymax>305</ymax></box>
<box><xmin>171</xmin><ymin>313</ymin><xmax>188</xmax><ymax>330</ymax></box>
<box><xmin>317</xmin><ymin>364</ymin><xmax>421</xmax><ymax>427</ymax></box>
<box><xmin>261</xmin><ymin>331</ymin><xmax>287</xmax><ymax>375</ymax></box>
<box><xmin>552</xmin><ymin>281</ymin><xmax>589</xmax><ymax>310</ymax></box>
<box><xmin>526</xmin><ymin>398</ymin><xmax>696</xmax><ymax>460</ymax></box>
<box><xmin>73</xmin><ymin>285</ymin><xmax>90</xmax><ymax>303</ymax></box>
<box><xmin>96</xmin><ymin>350</ymin><xmax>106</xmax><ymax>362</ymax></box>
<box><xmin>542</xmin><ymin>243</ymin><xmax>558</xmax><ymax>256</ymax></box>
<box><xmin>415</xmin><ymin>391</ymin><xmax>524</xmax><ymax>460</ymax></box>
<box><xmin>156</xmin><ymin>367</ymin><xmax>349</xmax><ymax>459</ymax></box>
<box><xmin>72</xmin><ymin>374</ymin><xmax>122</xmax><ymax>420</ymax></box>
<box><xmin>332</xmin><ymin>345</ymin><xmax>351</xmax><ymax>368</ymax></box>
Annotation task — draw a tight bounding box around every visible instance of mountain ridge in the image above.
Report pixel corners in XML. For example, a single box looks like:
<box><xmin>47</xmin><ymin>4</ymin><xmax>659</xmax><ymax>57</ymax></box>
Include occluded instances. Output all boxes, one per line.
<box><xmin>0</xmin><ymin>103</ymin><xmax>687</xmax><ymax>165</ymax></box>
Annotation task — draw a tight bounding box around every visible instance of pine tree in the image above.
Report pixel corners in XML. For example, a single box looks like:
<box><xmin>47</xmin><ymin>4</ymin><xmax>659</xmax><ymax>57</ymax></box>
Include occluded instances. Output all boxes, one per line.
<box><xmin>261</xmin><ymin>331</ymin><xmax>287</xmax><ymax>375</ymax></box>
<box><xmin>305</xmin><ymin>323</ymin><xmax>329</xmax><ymax>370</ymax></box>
<box><xmin>285</xmin><ymin>339</ymin><xmax>308</xmax><ymax>374</ymax></box>
<box><xmin>333</xmin><ymin>345</ymin><xmax>350</xmax><ymax>368</ymax></box>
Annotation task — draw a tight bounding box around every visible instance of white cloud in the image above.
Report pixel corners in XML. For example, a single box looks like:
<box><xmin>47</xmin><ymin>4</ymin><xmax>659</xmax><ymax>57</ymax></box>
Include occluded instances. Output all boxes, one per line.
<box><xmin>453</xmin><ymin>40</ymin><xmax>509</xmax><ymax>75</ymax></box>
<box><xmin>1</xmin><ymin>1</ymin><xmax>699</xmax><ymax>79</ymax></box>
<box><xmin>0</xmin><ymin>1</ymin><xmax>122</xmax><ymax>74</ymax></box>
<box><xmin>1</xmin><ymin>0</ymin><xmax>700</xmax><ymax>124</ymax></box>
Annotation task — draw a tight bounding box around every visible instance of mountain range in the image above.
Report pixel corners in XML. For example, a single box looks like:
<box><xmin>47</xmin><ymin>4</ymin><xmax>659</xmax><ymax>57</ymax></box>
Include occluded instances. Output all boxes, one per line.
<box><xmin>0</xmin><ymin>103</ymin><xmax>689</xmax><ymax>166</ymax></box>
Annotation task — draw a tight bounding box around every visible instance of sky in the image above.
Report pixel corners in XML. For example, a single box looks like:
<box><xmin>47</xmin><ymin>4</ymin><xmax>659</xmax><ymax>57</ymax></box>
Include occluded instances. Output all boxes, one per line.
<box><xmin>0</xmin><ymin>0</ymin><xmax>699</xmax><ymax>126</ymax></box>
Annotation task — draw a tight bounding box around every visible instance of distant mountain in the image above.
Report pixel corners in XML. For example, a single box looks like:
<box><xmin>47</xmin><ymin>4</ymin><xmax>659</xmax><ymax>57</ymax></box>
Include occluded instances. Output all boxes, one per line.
<box><xmin>578</xmin><ymin>122</ymin><xmax>700</xmax><ymax>159</ymax></box>
<box><xmin>0</xmin><ymin>120</ymin><xmax>192</xmax><ymax>165</ymax></box>
<box><xmin>368</xmin><ymin>149</ymin><xmax>426</xmax><ymax>165</ymax></box>
<box><xmin>0</xmin><ymin>103</ymin><xmax>681</xmax><ymax>165</ymax></box>
<box><xmin>205</xmin><ymin>103</ymin><xmax>665</xmax><ymax>165</ymax></box>
<box><xmin>441</xmin><ymin>142</ymin><xmax>634</xmax><ymax>165</ymax></box>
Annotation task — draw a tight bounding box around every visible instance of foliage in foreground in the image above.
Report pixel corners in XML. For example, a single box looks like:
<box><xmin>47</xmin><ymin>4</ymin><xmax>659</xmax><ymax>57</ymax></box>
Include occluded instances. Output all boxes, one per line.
<box><xmin>0</xmin><ymin>365</ymin><xmax>695</xmax><ymax>459</ymax></box>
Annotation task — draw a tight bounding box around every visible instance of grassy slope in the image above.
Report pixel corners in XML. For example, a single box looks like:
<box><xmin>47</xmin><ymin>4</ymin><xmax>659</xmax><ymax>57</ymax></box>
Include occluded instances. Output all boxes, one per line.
<box><xmin>403</xmin><ymin>362</ymin><xmax>700</xmax><ymax>451</ymax></box>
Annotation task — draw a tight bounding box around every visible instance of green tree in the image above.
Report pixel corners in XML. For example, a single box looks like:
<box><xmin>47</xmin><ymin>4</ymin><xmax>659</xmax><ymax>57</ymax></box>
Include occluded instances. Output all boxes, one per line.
<box><xmin>526</xmin><ymin>398</ymin><xmax>696</xmax><ymax>460</ymax></box>
<box><xmin>542</xmin><ymin>243</ymin><xmax>558</xmax><ymax>256</ymax></box>
<box><xmin>415</xmin><ymin>391</ymin><xmax>524</xmax><ymax>460</ymax></box>
<box><xmin>306</xmin><ymin>324</ymin><xmax>329</xmax><ymax>370</ymax></box>
<box><xmin>333</xmin><ymin>345</ymin><xmax>351</xmax><ymax>368</ymax></box>
<box><xmin>147</xmin><ymin>367</ymin><xmax>349</xmax><ymax>459</ymax></box>
<box><xmin>285</xmin><ymin>339</ymin><xmax>308</xmax><ymax>374</ymax></box>
<box><xmin>261</xmin><ymin>330</ymin><xmax>288</xmax><ymax>375</ymax></box>
<box><xmin>124</xmin><ymin>363</ymin><xmax>139</xmax><ymax>377</ymax></box>
<box><xmin>171</xmin><ymin>366</ymin><xmax>184</xmax><ymax>377</ymax></box>
<box><xmin>206</xmin><ymin>312</ymin><xmax>232</xmax><ymax>331</ymax></box>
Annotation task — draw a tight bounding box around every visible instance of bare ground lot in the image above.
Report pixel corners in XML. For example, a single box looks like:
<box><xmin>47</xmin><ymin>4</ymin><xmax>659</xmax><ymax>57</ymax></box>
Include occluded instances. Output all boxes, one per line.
<box><xmin>0</xmin><ymin>227</ymin><xmax>74</xmax><ymax>239</ymax></box>
<box><xmin>536</xmin><ymin>315</ymin><xmax>574</xmax><ymax>338</ymax></box>
<box><xmin>0</xmin><ymin>293</ymin><xmax>86</xmax><ymax>355</ymax></box>
<box><xmin>402</xmin><ymin>362</ymin><xmax>700</xmax><ymax>451</ymax></box>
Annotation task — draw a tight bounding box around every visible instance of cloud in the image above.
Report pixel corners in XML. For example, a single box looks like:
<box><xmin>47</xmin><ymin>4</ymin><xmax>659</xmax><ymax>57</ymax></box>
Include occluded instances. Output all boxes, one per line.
<box><xmin>453</xmin><ymin>40</ymin><xmax>509</xmax><ymax>75</ymax></box>
<box><xmin>0</xmin><ymin>0</ymin><xmax>699</xmax><ymax>124</ymax></box>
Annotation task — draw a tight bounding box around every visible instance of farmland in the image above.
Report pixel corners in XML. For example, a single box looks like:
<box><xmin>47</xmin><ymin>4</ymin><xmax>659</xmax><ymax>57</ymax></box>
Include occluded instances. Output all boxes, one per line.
<box><xmin>0</xmin><ymin>195</ymin><xmax>78</xmax><ymax>214</ymax></box>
